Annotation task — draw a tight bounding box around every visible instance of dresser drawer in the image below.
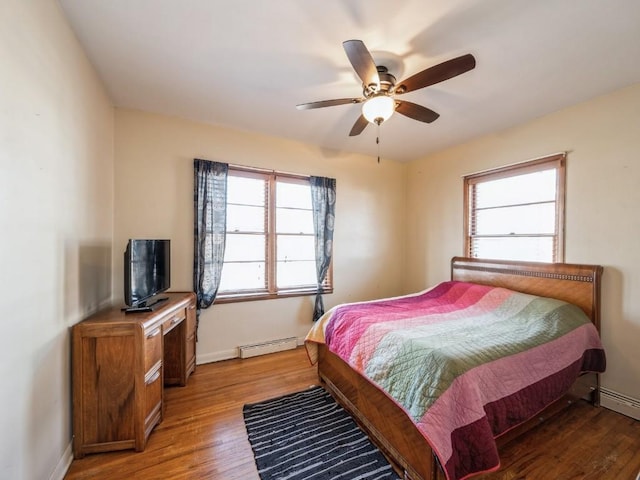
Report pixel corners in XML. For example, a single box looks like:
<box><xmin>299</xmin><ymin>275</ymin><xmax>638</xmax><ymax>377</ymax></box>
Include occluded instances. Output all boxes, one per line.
<box><xmin>162</xmin><ymin>310</ymin><xmax>185</xmax><ymax>334</ymax></box>
<box><xmin>144</xmin><ymin>326</ymin><xmax>162</xmax><ymax>372</ymax></box>
<box><xmin>144</xmin><ymin>366</ymin><xmax>163</xmax><ymax>438</ymax></box>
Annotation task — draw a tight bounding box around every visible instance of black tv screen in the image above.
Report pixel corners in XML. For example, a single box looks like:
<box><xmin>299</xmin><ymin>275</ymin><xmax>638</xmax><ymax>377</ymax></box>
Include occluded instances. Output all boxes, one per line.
<box><xmin>124</xmin><ymin>239</ymin><xmax>171</xmax><ymax>308</ymax></box>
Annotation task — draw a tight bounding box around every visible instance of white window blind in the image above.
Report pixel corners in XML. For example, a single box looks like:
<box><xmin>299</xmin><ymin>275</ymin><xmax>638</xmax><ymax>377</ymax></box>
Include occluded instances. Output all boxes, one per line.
<box><xmin>219</xmin><ymin>173</ymin><xmax>268</xmax><ymax>292</ymax></box>
<box><xmin>465</xmin><ymin>154</ymin><xmax>565</xmax><ymax>262</ymax></box>
<box><xmin>275</xmin><ymin>177</ymin><xmax>316</xmax><ymax>289</ymax></box>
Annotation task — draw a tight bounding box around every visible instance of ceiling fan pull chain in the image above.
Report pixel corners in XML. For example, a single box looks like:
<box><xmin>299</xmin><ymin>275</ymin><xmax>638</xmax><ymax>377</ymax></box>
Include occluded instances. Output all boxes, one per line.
<box><xmin>376</xmin><ymin>120</ymin><xmax>381</xmax><ymax>163</ymax></box>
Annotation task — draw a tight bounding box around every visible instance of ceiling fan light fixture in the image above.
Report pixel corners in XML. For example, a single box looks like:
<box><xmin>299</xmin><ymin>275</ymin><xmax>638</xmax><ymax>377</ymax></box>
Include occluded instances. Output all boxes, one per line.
<box><xmin>362</xmin><ymin>95</ymin><xmax>395</xmax><ymax>124</ymax></box>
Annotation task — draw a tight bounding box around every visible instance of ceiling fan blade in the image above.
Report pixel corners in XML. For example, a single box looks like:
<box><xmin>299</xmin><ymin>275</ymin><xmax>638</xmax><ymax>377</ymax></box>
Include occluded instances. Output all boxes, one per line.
<box><xmin>395</xmin><ymin>53</ymin><xmax>476</xmax><ymax>94</ymax></box>
<box><xmin>349</xmin><ymin>115</ymin><xmax>369</xmax><ymax>136</ymax></box>
<box><xmin>343</xmin><ymin>40</ymin><xmax>380</xmax><ymax>91</ymax></box>
<box><xmin>396</xmin><ymin>101</ymin><xmax>440</xmax><ymax>123</ymax></box>
<box><xmin>296</xmin><ymin>98</ymin><xmax>362</xmax><ymax>110</ymax></box>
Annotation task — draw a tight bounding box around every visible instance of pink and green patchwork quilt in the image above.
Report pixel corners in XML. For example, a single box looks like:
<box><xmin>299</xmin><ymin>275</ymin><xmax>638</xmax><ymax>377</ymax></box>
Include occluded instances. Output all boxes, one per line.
<box><xmin>305</xmin><ymin>281</ymin><xmax>606</xmax><ymax>480</ymax></box>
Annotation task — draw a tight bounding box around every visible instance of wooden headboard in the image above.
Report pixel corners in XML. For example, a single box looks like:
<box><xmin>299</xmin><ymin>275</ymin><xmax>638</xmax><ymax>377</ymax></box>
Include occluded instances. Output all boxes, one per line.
<box><xmin>451</xmin><ymin>257</ymin><xmax>603</xmax><ymax>332</ymax></box>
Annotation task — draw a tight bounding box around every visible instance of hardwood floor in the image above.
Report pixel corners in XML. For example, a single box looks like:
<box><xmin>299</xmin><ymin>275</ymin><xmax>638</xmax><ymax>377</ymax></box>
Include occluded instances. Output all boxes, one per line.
<box><xmin>65</xmin><ymin>347</ymin><xmax>640</xmax><ymax>480</ymax></box>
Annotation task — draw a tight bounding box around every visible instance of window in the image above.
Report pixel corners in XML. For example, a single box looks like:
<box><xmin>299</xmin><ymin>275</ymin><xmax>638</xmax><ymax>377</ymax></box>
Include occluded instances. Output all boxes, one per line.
<box><xmin>217</xmin><ymin>167</ymin><xmax>332</xmax><ymax>302</ymax></box>
<box><xmin>464</xmin><ymin>153</ymin><xmax>565</xmax><ymax>262</ymax></box>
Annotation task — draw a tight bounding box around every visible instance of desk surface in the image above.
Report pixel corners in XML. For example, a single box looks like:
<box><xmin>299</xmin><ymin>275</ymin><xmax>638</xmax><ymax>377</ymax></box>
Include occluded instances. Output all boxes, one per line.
<box><xmin>78</xmin><ymin>292</ymin><xmax>195</xmax><ymax>330</ymax></box>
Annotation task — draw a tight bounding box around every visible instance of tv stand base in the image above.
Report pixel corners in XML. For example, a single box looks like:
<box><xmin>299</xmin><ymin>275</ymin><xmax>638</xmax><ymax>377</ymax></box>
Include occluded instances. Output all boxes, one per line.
<box><xmin>122</xmin><ymin>296</ymin><xmax>170</xmax><ymax>314</ymax></box>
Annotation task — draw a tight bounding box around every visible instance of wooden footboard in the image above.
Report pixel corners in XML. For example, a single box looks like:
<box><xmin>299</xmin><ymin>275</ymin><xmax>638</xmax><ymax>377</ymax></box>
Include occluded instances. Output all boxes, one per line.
<box><xmin>316</xmin><ymin>257</ymin><xmax>603</xmax><ymax>480</ymax></box>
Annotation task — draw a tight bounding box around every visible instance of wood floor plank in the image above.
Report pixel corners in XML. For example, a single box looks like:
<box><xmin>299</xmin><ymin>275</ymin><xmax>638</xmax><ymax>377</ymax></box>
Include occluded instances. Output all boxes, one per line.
<box><xmin>65</xmin><ymin>347</ymin><xmax>640</xmax><ymax>480</ymax></box>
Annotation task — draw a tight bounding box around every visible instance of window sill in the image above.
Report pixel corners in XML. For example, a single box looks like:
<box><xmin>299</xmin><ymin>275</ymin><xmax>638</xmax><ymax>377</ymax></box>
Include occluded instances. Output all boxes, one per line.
<box><xmin>215</xmin><ymin>288</ymin><xmax>333</xmax><ymax>304</ymax></box>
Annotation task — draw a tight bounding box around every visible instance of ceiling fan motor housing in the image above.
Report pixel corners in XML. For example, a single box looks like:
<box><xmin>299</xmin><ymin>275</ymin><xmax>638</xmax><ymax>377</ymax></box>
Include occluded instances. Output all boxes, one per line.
<box><xmin>364</xmin><ymin>66</ymin><xmax>396</xmax><ymax>97</ymax></box>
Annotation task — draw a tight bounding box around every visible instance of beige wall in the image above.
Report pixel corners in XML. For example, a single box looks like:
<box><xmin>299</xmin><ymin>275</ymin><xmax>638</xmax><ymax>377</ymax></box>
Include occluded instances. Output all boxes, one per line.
<box><xmin>406</xmin><ymin>82</ymin><xmax>640</xmax><ymax>404</ymax></box>
<box><xmin>114</xmin><ymin>109</ymin><xmax>406</xmax><ymax>362</ymax></box>
<box><xmin>5</xmin><ymin>3</ymin><xmax>638</xmax><ymax>476</ymax></box>
<box><xmin>0</xmin><ymin>1</ymin><xmax>114</xmax><ymax>479</ymax></box>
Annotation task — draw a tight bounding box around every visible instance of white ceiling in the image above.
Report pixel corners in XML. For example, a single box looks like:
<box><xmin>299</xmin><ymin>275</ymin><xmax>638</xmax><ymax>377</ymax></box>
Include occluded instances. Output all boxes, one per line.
<box><xmin>58</xmin><ymin>0</ymin><xmax>640</xmax><ymax>162</ymax></box>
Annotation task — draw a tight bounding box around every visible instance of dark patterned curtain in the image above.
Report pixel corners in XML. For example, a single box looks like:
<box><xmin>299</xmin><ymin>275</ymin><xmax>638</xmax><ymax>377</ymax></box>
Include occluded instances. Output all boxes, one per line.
<box><xmin>310</xmin><ymin>176</ymin><xmax>336</xmax><ymax>321</ymax></box>
<box><xmin>193</xmin><ymin>159</ymin><xmax>228</xmax><ymax>314</ymax></box>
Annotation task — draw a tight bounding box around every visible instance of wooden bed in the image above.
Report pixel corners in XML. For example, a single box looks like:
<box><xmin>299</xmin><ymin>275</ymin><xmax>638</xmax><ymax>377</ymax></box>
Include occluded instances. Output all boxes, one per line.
<box><xmin>317</xmin><ymin>257</ymin><xmax>603</xmax><ymax>480</ymax></box>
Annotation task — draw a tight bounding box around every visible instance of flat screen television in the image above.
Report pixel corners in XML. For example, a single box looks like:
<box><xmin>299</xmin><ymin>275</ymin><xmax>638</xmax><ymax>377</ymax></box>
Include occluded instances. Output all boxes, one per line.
<box><xmin>124</xmin><ymin>239</ymin><xmax>171</xmax><ymax>311</ymax></box>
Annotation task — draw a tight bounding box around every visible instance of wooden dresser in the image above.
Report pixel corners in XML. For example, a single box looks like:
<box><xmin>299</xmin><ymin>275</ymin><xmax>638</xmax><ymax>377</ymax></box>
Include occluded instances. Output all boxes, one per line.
<box><xmin>72</xmin><ymin>292</ymin><xmax>197</xmax><ymax>458</ymax></box>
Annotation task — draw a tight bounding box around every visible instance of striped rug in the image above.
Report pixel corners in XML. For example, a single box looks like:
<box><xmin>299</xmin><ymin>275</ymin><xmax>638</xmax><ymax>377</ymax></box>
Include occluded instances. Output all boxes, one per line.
<box><xmin>243</xmin><ymin>386</ymin><xmax>400</xmax><ymax>480</ymax></box>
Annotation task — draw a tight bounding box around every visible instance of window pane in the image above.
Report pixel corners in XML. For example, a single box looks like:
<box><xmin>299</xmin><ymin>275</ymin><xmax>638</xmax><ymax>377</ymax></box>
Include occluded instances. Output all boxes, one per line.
<box><xmin>227</xmin><ymin>175</ymin><xmax>266</xmax><ymax>206</ymax></box>
<box><xmin>227</xmin><ymin>204</ymin><xmax>265</xmax><ymax>232</ymax></box>
<box><xmin>475</xmin><ymin>169</ymin><xmax>556</xmax><ymax>208</ymax></box>
<box><xmin>224</xmin><ymin>233</ymin><xmax>265</xmax><ymax>262</ymax></box>
<box><xmin>471</xmin><ymin>236</ymin><xmax>554</xmax><ymax>262</ymax></box>
<box><xmin>219</xmin><ymin>262</ymin><xmax>265</xmax><ymax>291</ymax></box>
<box><xmin>276</xmin><ymin>207</ymin><xmax>314</xmax><ymax>234</ymax></box>
<box><xmin>475</xmin><ymin>203</ymin><xmax>556</xmax><ymax>235</ymax></box>
<box><xmin>277</xmin><ymin>260</ymin><xmax>316</xmax><ymax>288</ymax></box>
<box><xmin>277</xmin><ymin>180</ymin><xmax>312</xmax><ymax>209</ymax></box>
<box><xmin>277</xmin><ymin>235</ymin><xmax>314</xmax><ymax>261</ymax></box>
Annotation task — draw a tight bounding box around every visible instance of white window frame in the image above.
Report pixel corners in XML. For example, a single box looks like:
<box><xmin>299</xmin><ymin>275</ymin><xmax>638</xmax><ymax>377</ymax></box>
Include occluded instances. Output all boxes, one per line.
<box><xmin>463</xmin><ymin>153</ymin><xmax>566</xmax><ymax>263</ymax></box>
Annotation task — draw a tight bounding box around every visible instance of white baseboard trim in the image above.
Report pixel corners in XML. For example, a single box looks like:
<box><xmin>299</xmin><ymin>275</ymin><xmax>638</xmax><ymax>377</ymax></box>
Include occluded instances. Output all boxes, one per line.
<box><xmin>50</xmin><ymin>442</ymin><xmax>73</xmax><ymax>480</ymax></box>
<box><xmin>196</xmin><ymin>337</ymin><xmax>306</xmax><ymax>365</ymax></box>
<box><xmin>197</xmin><ymin>349</ymin><xmax>238</xmax><ymax>365</ymax></box>
<box><xmin>600</xmin><ymin>387</ymin><xmax>640</xmax><ymax>420</ymax></box>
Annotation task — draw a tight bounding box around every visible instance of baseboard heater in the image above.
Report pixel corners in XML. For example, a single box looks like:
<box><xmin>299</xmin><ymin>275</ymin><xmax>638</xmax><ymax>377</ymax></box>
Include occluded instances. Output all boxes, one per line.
<box><xmin>239</xmin><ymin>337</ymin><xmax>298</xmax><ymax>359</ymax></box>
<box><xmin>600</xmin><ymin>387</ymin><xmax>640</xmax><ymax>420</ymax></box>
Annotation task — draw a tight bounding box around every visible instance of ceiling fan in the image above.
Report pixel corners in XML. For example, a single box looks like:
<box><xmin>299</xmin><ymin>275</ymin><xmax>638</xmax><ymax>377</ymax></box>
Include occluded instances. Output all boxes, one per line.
<box><xmin>296</xmin><ymin>40</ymin><xmax>476</xmax><ymax>136</ymax></box>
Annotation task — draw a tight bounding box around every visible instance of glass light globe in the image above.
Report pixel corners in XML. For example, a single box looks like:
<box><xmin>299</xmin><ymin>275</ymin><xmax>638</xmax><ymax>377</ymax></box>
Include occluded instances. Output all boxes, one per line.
<box><xmin>362</xmin><ymin>95</ymin><xmax>395</xmax><ymax>124</ymax></box>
